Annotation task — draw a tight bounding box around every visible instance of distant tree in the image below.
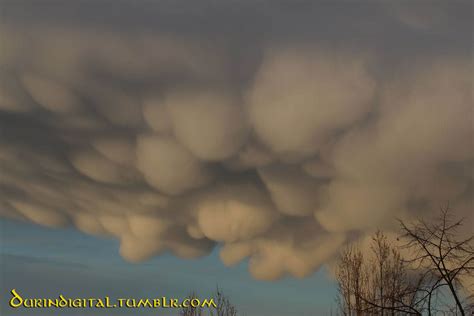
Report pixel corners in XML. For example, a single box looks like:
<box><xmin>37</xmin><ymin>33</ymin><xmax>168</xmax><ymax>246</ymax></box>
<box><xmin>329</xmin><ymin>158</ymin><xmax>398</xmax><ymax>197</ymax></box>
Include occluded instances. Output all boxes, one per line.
<box><xmin>336</xmin><ymin>231</ymin><xmax>422</xmax><ymax>315</ymax></box>
<box><xmin>180</xmin><ymin>292</ymin><xmax>203</xmax><ymax>316</ymax></box>
<box><xmin>210</xmin><ymin>286</ymin><xmax>238</xmax><ymax>316</ymax></box>
<box><xmin>180</xmin><ymin>286</ymin><xmax>237</xmax><ymax>316</ymax></box>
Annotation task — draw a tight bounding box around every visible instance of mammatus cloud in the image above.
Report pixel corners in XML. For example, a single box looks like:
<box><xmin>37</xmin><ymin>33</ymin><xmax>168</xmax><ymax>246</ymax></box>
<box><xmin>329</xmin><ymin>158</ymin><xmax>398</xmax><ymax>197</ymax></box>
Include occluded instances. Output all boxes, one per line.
<box><xmin>0</xmin><ymin>1</ymin><xmax>472</xmax><ymax>281</ymax></box>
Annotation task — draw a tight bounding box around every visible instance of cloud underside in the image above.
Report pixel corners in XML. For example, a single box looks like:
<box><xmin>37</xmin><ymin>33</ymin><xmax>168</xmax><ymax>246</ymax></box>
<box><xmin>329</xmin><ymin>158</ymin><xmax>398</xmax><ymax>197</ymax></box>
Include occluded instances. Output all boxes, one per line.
<box><xmin>0</xmin><ymin>1</ymin><xmax>472</xmax><ymax>280</ymax></box>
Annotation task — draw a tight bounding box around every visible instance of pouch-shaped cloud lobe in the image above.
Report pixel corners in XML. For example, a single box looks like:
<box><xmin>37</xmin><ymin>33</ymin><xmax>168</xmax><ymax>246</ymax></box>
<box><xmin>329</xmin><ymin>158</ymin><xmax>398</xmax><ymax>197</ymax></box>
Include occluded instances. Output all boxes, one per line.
<box><xmin>0</xmin><ymin>1</ymin><xmax>472</xmax><ymax>280</ymax></box>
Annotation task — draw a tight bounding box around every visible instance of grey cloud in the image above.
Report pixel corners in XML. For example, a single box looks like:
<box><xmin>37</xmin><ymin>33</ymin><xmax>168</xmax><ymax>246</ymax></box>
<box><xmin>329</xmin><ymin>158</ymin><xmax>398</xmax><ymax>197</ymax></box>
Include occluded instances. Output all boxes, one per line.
<box><xmin>0</xmin><ymin>0</ymin><xmax>472</xmax><ymax>281</ymax></box>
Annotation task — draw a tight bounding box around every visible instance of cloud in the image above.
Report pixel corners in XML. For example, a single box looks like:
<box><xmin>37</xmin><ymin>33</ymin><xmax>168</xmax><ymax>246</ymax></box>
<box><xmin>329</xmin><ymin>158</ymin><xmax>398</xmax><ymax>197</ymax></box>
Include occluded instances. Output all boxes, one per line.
<box><xmin>21</xmin><ymin>73</ymin><xmax>82</xmax><ymax>113</ymax></box>
<box><xmin>245</xmin><ymin>47</ymin><xmax>375</xmax><ymax>160</ymax></box>
<box><xmin>164</xmin><ymin>88</ymin><xmax>249</xmax><ymax>161</ymax></box>
<box><xmin>136</xmin><ymin>134</ymin><xmax>214</xmax><ymax>195</ymax></box>
<box><xmin>0</xmin><ymin>0</ymin><xmax>472</xmax><ymax>281</ymax></box>
<box><xmin>195</xmin><ymin>182</ymin><xmax>278</xmax><ymax>242</ymax></box>
<box><xmin>315</xmin><ymin>58</ymin><xmax>473</xmax><ymax>232</ymax></box>
<box><xmin>258</xmin><ymin>164</ymin><xmax>326</xmax><ymax>216</ymax></box>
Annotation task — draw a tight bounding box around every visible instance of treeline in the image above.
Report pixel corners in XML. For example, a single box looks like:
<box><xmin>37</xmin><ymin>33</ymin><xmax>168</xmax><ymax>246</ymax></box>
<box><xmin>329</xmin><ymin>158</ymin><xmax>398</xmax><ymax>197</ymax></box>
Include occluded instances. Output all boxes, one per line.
<box><xmin>335</xmin><ymin>206</ymin><xmax>473</xmax><ymax>315</ymax></box>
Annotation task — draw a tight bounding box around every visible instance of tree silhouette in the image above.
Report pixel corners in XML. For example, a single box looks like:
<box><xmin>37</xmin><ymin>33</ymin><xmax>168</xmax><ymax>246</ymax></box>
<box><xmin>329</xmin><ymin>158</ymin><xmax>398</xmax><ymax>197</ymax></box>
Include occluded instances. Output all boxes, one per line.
<box><xmin>335</xmin><ymin>205</ymin><xmax>473</xmax><ymax>315</ymax></box>
<box><xmin>336</xmin><ymin>231</ymin><xmax>422</xmax><ymax>315</ymax></box>
<box><xmin>399</xmin><ymin>205</ymin><xmax>473</xmax><ymax>315</ymax></box>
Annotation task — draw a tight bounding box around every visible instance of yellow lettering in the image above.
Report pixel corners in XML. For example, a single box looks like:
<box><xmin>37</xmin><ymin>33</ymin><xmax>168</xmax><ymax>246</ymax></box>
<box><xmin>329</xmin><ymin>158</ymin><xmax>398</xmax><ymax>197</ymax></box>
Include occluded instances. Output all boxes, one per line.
<box><xmin>95</xmin><ymin>299</ymin><xmax>105</xmax><ymax>308</ymax></box>
<box><xmin>58</xmin><ymin>295</ymin><xmax>68</xmax><ymax>308</ymax></box>
<box><xmin>126</xmin><ymin>299</ymin><xmax>136</xmax><ymax>308</ymax></box>
<box><xmin>201</xmin><ymin>298</ymin><xmax>217</xmax><ymax>308</ymax></box>
<box><xmin>9</xmin><ymin>289</ymin><xmax>23</xmax><ymax>308</ymax></box>
<box><xmin>72</xmin><ymin>298</ymin><xmax>83</xmax><ymax>308</ymax></box>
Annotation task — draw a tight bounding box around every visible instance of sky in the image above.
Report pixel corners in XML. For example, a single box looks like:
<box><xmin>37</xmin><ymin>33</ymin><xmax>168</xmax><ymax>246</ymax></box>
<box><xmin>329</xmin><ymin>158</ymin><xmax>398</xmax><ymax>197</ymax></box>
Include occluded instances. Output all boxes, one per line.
<box><xmin>0</xmin><ymin>1</ymin><xmax>472</xmax><ymax>315</ymax></box>
<box><xmin>0</xmin><ymin>218</ymin><xmax>337</xmax><ymax>316</ymax></box>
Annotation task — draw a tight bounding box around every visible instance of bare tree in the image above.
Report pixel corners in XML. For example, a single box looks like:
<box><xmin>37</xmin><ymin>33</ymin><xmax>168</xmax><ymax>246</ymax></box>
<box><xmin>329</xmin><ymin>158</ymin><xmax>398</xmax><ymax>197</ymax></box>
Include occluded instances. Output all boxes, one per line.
<box><xmin>210</xmin><ymin>286</ymin><xmax>238</xmax><ymax>316</ymax></box>
<box><xmin>180</xmin><ymin>287</ymin><xmax>237</xmax><ymax>316</ymax></box>
<box><xmin>336</xmin><ymin>244</ymin><xmax>365</xmax><ymax>315</ymax></box>
<box><xmin>399</xmin><ymin>205</ymin><xmax>474</xmax><ymax>316</ymax></box>
<box><xmin>336</xmin><ymin>231</ymin><xmax>427</xmax><ymax>315</ymax></box>
<box><xmin>180</xmin><ymin>292</ymin><xmax>203</xmax><ymax>316</ymax></box>
<box><xmin>335</xmin><ymin>205</ymin><xmax>474</xmax><ymax>316</ymax></box>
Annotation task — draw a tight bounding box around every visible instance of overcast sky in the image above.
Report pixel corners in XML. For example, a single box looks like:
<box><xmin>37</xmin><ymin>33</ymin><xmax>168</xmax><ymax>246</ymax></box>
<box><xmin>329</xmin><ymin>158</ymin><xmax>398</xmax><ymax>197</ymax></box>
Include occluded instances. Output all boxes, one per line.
<box><xmin>0</xmin><ymin>1</ymin><xmax>472</xmax><ymax>315</ymax></box>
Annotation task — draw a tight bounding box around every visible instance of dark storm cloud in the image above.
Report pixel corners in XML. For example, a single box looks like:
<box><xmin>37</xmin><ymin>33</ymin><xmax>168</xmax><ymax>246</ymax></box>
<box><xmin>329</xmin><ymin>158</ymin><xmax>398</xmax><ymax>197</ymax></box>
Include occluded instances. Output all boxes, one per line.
<box><xmin>0</xmin><ymin>0</ymin><xmax>472</xmax><ymax>281</ymax></box>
